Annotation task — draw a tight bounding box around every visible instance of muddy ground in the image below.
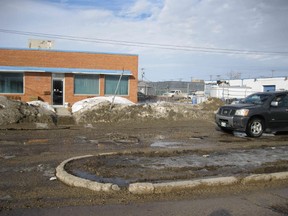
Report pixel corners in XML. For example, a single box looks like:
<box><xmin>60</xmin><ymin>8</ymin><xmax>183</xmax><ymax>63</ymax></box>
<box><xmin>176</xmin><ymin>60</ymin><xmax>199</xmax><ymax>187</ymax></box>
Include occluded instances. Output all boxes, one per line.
<box><xmin>0</xmin><ymin>96</ymin><xmax>288</xmax><ymax>211</ymax></box>
<box><xmin>1</xmin><ymin>118</ymin><xmax>288</xmax><ymax>210</ymax></box>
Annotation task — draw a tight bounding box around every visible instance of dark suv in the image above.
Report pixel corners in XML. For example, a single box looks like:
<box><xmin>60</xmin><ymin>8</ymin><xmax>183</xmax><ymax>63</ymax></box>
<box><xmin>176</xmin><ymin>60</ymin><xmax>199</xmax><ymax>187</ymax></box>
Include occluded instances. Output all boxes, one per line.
<box><xmin>215</xmin><ymin>91</ymin><xmax>288</xmax><ymax>137</ymax></box>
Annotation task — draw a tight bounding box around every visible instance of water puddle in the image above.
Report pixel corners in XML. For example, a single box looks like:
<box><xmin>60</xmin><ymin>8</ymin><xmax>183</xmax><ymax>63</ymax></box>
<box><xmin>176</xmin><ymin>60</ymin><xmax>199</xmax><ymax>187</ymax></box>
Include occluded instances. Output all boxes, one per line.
<box><xmin>151</xmin><ymin>141</ymin><xmax>182</xmax><ymax>148</ymax></box>
<box><xmin>150</xmin><ymin>139</ymin><xmax>211</xmax><ymax>149</ymax></box>
<box><xmin>142</xmin><ymin>146</ymin><xmax>288</xmax><ymax>169</ymax></box>
<box><xmin>72</xmin><ymin>170</ymin><xmax>133</xmax><ymax>187</ymax></box>
<box><xmin>1</xmin><ymin>155</ymin><xmax>16</xmax><ymax>159</ymax></box>
<box><xmin>233</xmin><ymin>131</ymin><xmax>275</xmax><ymax>137</ymax></box>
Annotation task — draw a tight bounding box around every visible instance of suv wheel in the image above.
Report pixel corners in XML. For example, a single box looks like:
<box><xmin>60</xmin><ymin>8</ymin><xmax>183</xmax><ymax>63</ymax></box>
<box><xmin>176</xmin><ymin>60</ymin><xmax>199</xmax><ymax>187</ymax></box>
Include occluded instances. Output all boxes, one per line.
<box><xmin>246</xmin><ymin>118</ymin><xmax>264</xmax><ymax>137</ymax></box>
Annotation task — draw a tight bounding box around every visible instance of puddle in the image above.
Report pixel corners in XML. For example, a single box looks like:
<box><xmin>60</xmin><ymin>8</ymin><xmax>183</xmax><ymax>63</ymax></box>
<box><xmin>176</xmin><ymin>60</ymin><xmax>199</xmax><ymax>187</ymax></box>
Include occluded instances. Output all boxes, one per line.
<box><xmin>151</xmin><ymin>141</ymin><xmax>182</xmax><ymax>148</ymax></box>
<box><xmin>233</xmin><ymin>132</ymin><xmax>247</xmax><ymax>137</ymax></box>
<box><xmin>233</xmin><ymin>131</ymin><xmax>275</xmax><ymax>137</ymax></box>
<box><xmin>150</xmin><ymin>140</ymin><xmax>211</xmax><ymax>149</ymax></box>
<box><xmin>189</xmin><ymin>136</ymin><xmax>205</xmax><ymax>140</ymax></box>
<box><xmin>142</xmin><ymin>147</ymin><xmax>288</xmax><ymax>169</ymax></box>
<box><xmin>72</xmin><ymin>170</ymin><xmax>132</xmax><ymax>187</ymax></box>
<box><xmin>1</xmin><ymin>155</ymin><xmax>16</xmax><ymax>159</ymax></box>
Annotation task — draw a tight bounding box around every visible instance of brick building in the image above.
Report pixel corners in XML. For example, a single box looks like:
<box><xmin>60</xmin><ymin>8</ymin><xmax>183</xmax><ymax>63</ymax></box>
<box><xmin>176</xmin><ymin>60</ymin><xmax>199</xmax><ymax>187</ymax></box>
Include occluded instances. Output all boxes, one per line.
<box><xmin>0</xmin><ymin>48</ymin><xmax>138</xmax><ymax>106</ymax></box>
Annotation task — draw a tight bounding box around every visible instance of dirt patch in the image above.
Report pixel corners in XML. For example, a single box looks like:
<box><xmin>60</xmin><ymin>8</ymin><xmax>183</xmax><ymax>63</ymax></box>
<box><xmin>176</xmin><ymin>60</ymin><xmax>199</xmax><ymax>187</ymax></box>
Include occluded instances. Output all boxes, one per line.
<box><xmin>0</xmin><ymin>118</ymin><xmax>288</xmax><ymax>209</ymax></box>
<box><xmin>198</xmin><ymin>97</ymin><xmax>224</xmax><ymax>111</ymax></box>
<box><xmin>270</xmin><ymin>203</ymin><xmax>288</xmax><ymax>215</ymax></box>
<box><xmin>252</xmin><ymin>160</ymin><xmax>288</xmax><ymax>174</ymax></box>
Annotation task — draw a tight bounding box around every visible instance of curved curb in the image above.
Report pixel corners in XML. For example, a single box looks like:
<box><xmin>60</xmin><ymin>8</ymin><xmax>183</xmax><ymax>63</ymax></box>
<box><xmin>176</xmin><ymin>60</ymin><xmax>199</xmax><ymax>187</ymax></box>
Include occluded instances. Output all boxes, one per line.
<box><xmin>56</xmin><ymin>154</ymin><xmax>288</xmax><ymax>194</ymax></box>
<box><xmin>56</xmin><ymin>154</ymin><xmax>120</xmax><ymax>192</ymax></box>
<box><xmin>129</xmin><ymin>172</ymin><xmax>288</xmax><ymax>194</ymax></box>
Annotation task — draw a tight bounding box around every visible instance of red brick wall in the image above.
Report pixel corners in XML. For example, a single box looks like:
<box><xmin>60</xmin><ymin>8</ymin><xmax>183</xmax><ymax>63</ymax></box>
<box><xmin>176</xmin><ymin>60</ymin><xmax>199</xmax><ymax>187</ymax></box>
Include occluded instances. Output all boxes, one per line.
<box><xmin>24</xmin><ymin>72</ymin><xmax>52</xmax><ymax>103</ymax></box>
<box><xmin>0</xmin><ymin>49</ymin><xmax>138</xmax><ymax>105</ymax></box>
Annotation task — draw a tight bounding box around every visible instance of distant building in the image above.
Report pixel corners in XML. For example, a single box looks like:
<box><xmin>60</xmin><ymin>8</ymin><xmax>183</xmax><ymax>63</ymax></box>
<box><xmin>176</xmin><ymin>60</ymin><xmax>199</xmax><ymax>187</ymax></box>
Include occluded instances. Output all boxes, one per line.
<box><xmin>205</xmin><ymin>77</ymin><xmax>288</xmax><ymax>100</ymax></box>
<box><xmin>138</xmin><ymin>81</ymin><xmax>153</xmax><ymax>95</ymax></box>
<box><xmin>145</xmin><ymin>80</ymin><xmax>205</xmax><ymax>96</ymax></box>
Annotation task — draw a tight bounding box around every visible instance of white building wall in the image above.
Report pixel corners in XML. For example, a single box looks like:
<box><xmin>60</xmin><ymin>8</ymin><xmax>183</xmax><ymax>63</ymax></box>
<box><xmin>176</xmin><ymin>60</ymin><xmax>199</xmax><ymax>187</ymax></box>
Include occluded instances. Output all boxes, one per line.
<box><xmin>205</xmin><ymin>77</ymin><xmax>288</xmax><ymax>100</ymax></box>
<box><xmin>228</xmin><ymin>77</ymin><xmax>288</xmax><ymax>92</ymax></box>
<box><xmin>209</xmin><ymin>86</ymin><xmax>256</xmax><ymax>99</ymax></box>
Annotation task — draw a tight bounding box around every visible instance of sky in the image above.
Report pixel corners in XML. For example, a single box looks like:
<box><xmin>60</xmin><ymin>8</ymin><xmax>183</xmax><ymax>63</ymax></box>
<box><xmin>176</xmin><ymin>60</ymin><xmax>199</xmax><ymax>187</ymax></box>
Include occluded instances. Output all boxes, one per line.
<box><xmin>0</xmin><ymin>0</ymin><xmax>288</xmax><ymax>82</ymax></box>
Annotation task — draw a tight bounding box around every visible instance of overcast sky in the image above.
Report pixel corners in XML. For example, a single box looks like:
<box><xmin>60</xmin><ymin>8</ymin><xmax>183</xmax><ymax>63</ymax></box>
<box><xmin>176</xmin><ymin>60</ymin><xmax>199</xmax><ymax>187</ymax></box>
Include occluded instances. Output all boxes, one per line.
<box><xmin>0</xmin><ymin>0</ymin><xmax>288</xmax><ymax>81</ymax></box>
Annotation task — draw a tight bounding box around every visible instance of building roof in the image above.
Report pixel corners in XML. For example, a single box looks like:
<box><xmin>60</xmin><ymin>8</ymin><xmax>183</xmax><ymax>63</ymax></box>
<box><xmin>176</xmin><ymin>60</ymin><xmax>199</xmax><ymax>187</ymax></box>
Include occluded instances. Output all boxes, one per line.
<box><xmin>0</xmin><ymin>47</ymin><xmax>138</xmax><ymax>57</ymax></box>
<box><xmin>0</xmin><ymin>66</ymin><xmax>132</xmax><ymax>75</ymax></box>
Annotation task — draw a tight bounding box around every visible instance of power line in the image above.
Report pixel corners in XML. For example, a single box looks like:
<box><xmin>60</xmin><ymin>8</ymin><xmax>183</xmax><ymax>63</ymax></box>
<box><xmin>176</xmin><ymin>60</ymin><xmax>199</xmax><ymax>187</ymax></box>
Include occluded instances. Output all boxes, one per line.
<box><xmin>1</xmin><ymin>28</ymin><xmax>288</xmax><ymax>56</ymax></box>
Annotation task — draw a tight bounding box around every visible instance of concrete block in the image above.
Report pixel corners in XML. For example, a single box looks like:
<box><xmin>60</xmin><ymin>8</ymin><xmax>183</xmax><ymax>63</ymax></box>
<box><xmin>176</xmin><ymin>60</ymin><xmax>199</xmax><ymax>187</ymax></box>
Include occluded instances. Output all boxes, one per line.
<box><xmin>154</xmin><ymin>180</ymin><xmax>201</xmax><ymax>193</ymax></box>
<box><xmin>242</xmin><ymin>174</ymin><xmax>272</xmax><ymax>184</ymax></box>
<box><xmin>86</xmin><ymin>182</ymin><xmax>103</xmax><ymax>192</ymax></box>
<box><xmin>270</xmin><ymin>172</ymin><xmax>288</xmax><ymax>180</ymax></box>
<box><xmin>112</xmin><ymin>184</ymin><xmax>121</xmax><ymax>191</ymax></box>
<box><xmin>200</xmin><ymin>176</ymin><xmax>239</xmax><ymax>186</ymax></box>
<box><xmin>129</xmin><ymin>183</ymin><xmax>154</xmax><ymax>194</ymax></box>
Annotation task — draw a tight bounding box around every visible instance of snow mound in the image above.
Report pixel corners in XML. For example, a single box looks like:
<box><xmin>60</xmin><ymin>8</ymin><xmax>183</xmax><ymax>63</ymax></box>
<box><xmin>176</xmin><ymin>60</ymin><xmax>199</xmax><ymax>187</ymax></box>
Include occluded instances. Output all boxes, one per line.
<box><xmin>73</xmin><ymin>100</ymin><xmax>219</xmax><ymax>124</ymax></box>
<box><xmin>27</xmin><ymin>100</ymin><xmax>55</xmax><ymax>113</ymax></box>
<box><xmin>0</xmin><ymin>96</ymin><xmax>56</xmax><ymax>126</ymax></box>
<box><xmin>72</xmin><ymin>96</ymin><xmax>134</xmax><ymax>113</ymax></box>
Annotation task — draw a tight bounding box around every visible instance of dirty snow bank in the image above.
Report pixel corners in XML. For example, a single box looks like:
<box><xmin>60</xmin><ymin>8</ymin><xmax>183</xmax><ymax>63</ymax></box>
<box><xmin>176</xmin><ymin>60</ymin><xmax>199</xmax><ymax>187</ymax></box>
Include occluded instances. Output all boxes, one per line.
<box><xmin>0</xmin><ymin>96</ymin><xmax>56</xmax><ymax>126</ymax></box>
<box><xmin>27</xmin><ymin>100</ymin><xmax>55</xmax><ymax>113</ymax></box>
<box><xmin>72</xmin><ymin>96</ymin><xmax>134</xmax><ymax>113</ymax></box>
<box><xmin>73</xmin><ymin>97</ymin><xmax>223</xmax><ymax>124</ymax></box>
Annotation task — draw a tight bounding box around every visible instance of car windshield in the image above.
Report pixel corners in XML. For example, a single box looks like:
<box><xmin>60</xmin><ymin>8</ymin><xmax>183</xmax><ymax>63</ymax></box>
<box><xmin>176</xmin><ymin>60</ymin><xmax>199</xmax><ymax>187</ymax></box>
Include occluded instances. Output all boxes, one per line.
<box><xmin>240</xmin><ymin>93</ymin><xmax>270</xmax><ymax>105</ymax></box>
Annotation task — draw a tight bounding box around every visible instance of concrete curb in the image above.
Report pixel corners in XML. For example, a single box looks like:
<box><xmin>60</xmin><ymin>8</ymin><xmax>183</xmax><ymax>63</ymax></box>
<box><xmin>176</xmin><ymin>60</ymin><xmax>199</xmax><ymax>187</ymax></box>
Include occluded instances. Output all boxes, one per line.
<box><xmin>56</xmin><ymin>154</ymin><xmax>120</xmax><ymax>192</ymax></box>
<box><xmin>56</xmin><ymin>154</ymin><xmax>288</xmax><ymax>194</ymax></box>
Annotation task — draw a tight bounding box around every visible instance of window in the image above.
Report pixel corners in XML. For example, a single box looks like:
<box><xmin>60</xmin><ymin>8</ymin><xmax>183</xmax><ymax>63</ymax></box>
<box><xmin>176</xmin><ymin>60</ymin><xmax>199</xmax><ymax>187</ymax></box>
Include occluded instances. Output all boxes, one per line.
<box><xmin>0</xmin><ymin>72</ymin><xmax>23</xmax><ymax>93</ymax></box>
<box><xmin>74</xmin><ymin>74</ymin><xmax>99</xmax><ymax>94</ymax></box>
<box><xmin>243</xmin><ymin>93</ymin><xmax>269</xmax><ymax>105</ymax></box>
<box><xmin>273</xmin><ymin>94</ymin><xmax>288</xmax><ymax>108</ymax></box>
<box><xmin>105</xmin><ymin>75</ymin><xmax>129</xmax><ymax>95</ymax></box>
<box><xmin>263</xmin><ymin>85</ymin><xmax>276</xmax><ymax>92</ymax></box>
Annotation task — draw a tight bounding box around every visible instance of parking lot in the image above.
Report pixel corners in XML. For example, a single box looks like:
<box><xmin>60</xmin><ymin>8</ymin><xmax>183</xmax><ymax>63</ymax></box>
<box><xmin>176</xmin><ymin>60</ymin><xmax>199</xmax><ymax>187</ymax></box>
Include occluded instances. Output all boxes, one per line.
<box><xmin>1</xmin><ymin>119</ymin><xmax>288</xmax><ymax>210</ymax></box>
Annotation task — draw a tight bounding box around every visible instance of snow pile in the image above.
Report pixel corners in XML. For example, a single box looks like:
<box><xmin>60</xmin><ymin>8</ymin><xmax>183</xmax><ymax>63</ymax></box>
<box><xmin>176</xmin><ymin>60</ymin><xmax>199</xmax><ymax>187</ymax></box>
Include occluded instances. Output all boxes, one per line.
<box><xmin>72</xmin><ymin>96</ymin><xmax>134</xmax><ymax>113</ymax></box>
<box><xmin>27</xmin><ymin>100</ymin><xmax>55</xmax><ymax>113</ymax></box>
<box><xmin>72</xmin><ymin>98</ymin><xmax>220</xmax><ymax>124</ymax></box>
<box><xmin>0</xmin><ymin>96</ymin><xmax>223</xmax><ymax>126</ymax></box>
<box><xmin>0</xmin><ymin>96</ymin><xmax>56</xmax><ymax>126</ymax></box>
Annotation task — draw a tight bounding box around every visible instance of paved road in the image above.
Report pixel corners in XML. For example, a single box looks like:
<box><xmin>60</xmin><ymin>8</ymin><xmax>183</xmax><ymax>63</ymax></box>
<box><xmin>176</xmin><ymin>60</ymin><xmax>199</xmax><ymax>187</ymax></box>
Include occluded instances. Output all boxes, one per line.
<box><xmin>1</xmin><ymin>186</ymin><xmax>287</xmax><ymax>216</ymax></box>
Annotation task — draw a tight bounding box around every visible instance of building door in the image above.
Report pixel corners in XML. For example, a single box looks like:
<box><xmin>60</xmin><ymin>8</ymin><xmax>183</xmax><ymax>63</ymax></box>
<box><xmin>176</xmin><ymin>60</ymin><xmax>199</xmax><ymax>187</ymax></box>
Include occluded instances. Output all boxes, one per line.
<box><xmin>52</xmin><ymin>80</ymin><xmax>63</xmax><ymax>106</ymax></box>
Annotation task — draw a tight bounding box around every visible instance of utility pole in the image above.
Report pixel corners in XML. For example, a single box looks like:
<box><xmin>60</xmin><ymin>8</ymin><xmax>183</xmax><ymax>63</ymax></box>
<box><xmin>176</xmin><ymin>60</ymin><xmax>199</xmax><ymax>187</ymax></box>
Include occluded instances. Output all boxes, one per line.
<box><xmin>141</xmin><ymin>68</ymin><xmax>145</xmax><ymax>81</ymax></box>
